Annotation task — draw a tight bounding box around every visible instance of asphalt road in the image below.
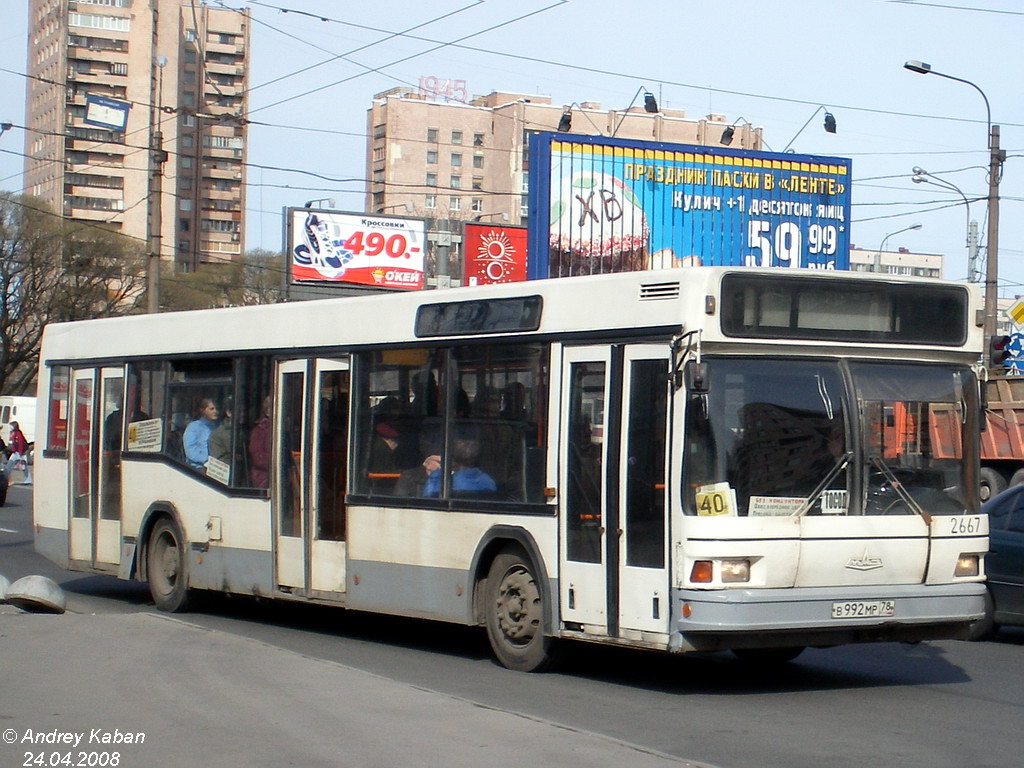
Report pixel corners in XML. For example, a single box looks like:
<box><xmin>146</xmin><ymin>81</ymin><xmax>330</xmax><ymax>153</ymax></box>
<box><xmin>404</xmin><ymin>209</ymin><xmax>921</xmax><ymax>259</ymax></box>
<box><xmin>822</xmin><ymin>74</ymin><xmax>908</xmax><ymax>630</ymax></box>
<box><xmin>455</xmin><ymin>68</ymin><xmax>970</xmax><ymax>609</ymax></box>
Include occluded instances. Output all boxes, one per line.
<box><xmin>4</xmin><ymin>485</ymin><xmax>1023</xmax><ymax>768</ymax></box>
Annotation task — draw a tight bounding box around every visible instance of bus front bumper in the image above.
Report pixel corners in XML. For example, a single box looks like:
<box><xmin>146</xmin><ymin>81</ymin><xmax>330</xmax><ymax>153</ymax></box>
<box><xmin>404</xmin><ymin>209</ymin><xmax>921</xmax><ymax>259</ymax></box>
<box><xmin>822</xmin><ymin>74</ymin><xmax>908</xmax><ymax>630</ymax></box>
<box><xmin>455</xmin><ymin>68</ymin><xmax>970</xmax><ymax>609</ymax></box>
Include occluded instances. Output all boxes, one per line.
<box><xmin>668</xmin><ymin>582</ymin><xmax>987</xmax><ymax>653</ymax></box>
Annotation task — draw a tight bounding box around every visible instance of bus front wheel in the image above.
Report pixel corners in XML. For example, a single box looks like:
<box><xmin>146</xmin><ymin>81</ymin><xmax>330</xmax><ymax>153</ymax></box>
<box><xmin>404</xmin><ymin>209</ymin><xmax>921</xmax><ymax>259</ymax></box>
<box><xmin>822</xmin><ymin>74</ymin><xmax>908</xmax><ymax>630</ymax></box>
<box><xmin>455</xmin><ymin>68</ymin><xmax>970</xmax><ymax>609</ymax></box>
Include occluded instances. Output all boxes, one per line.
<box><xmin>147</xmin><ymin>518</ymin><xmax>193</xmax><ymax>613</ymax></box>
<box><xmin>484</xmin><ymin>549</ymin><xmax>555</xmax><ymax>672</ymax></box>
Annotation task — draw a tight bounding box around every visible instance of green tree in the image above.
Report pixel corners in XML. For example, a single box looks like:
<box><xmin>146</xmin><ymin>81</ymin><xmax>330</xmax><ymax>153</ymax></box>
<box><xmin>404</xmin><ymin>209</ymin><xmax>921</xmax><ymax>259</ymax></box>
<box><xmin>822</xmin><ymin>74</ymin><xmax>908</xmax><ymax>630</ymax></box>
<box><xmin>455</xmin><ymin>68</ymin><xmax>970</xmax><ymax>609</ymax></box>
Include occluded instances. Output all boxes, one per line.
<box><xmin>0</xmin><ymin>193</ymin><xmax>145</xmax><ymax>394</ymax></box>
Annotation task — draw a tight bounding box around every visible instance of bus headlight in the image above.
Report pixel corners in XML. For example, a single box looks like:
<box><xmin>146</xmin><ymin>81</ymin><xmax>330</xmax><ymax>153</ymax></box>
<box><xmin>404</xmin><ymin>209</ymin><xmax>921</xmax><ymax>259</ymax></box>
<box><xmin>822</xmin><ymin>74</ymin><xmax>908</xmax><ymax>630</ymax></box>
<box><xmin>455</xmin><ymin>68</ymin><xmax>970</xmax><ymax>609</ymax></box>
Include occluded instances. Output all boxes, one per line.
<box><xmin>954</xmin><ymin>554</ymin><xmax>980</xmax><ymax>577</ymax></box>
<box><xmin>721</xmin><ymin>559</ymin><xmax>751</xmax><ymax>583</ymax></box>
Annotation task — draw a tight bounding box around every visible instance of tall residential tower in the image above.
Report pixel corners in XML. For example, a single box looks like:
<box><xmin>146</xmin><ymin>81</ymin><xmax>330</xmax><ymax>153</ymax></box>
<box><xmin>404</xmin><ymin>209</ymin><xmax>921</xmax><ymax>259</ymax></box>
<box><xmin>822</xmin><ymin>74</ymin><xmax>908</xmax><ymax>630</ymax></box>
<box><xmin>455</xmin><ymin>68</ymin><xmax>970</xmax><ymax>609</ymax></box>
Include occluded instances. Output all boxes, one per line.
<box><xmin>25</xmin><ymin>0</ymin><xmax>249</xmax><ymax>270</ymax></box>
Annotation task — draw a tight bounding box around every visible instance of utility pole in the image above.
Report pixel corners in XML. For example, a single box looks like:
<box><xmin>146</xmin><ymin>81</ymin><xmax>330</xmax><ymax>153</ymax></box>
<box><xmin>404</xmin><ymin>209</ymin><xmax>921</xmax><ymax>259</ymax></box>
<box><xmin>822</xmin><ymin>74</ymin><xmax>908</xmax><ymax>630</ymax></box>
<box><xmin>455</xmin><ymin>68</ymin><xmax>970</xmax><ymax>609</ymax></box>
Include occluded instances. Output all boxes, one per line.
<box><xmin>967</xmin><ymin>220</ymin><xmax>979</xmax><ymax>283</ymax></box>
<box><xmin>146</xmin><ymin>122</ymin><xmax>167</xmax><ymax>313</ymax></box>
<box><xmin>145</xmin><ymin>8</ymin><xmax>167</xmax><ymax>314</ymax></box>
<box><xmin>984</xmin><ymin>124</ymin><xmax>1004</xmax><ymax>339</ymax></box>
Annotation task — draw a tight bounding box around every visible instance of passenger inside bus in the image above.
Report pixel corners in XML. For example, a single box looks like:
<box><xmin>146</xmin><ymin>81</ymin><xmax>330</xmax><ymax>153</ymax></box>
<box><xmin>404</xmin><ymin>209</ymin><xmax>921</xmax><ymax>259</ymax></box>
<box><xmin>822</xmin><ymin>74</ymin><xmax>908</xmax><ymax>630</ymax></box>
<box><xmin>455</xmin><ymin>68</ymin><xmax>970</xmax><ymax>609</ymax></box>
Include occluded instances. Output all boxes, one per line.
<box><xmin>183</xmin><ymin>398</ymin><xmax>219</xmax><ymax>469</ymax></box>
<box><xmin>425</xmin><ymin>431</ymin><xmax>496</xmax><ymax>498</ymax></box>
<box><xmin>368</xmin><ymin>421</ymin><xmax>402</xmax><ymax>493</ymax></box>
<box><xmin>248</xmin><ymin>395</ymin><xmax>272</xmax><ymax>489</ymax></box>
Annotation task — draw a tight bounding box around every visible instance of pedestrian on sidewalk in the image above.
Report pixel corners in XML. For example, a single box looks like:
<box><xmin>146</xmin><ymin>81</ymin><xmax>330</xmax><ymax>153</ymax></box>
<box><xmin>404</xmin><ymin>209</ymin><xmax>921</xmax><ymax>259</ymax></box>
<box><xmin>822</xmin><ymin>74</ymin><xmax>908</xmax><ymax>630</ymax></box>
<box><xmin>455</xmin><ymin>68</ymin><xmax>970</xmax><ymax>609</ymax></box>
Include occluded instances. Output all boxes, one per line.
<box><xmin>7</xmin><ymin>421</ymin><xmax>31</xmax><ymax>485</ymax></box>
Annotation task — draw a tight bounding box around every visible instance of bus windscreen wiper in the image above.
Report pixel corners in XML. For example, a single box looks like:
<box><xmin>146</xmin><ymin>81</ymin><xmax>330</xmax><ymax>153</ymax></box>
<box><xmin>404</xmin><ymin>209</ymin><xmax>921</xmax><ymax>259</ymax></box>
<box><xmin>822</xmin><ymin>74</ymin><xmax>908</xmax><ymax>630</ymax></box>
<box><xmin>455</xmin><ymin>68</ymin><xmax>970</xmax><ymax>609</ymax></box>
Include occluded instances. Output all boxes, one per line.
<box><xmin>869</xmin><ymin>456</ymin><xmax>933</xmax><ymax>525</ymax></box>
<box><xmin>794</xmin><ymin>452</ymin><xmax>853</xmax><ymax>517</ymax></box>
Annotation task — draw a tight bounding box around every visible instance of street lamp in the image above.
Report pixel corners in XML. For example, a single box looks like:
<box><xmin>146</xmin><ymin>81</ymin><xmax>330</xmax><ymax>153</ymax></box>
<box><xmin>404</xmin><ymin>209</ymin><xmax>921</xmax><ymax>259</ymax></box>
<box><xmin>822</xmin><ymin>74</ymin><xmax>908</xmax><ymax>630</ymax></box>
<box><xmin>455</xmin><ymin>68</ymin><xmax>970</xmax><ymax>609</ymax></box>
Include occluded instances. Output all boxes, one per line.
<box><xmin>473</xmin><ymin>212</ymin><xmax>509</xmax><ymax>222</ymax></box>
<box><xmin>911</xmin><ymin>167</ymin><xmax>979</xmax><ymax>282</ymax></box>
<box><xmin>876</xmin><ymin>223</ymin><xmax>922</xmax><ymax>272</ymax></box>
<box><xmin>904</xmin><ymin>60</ymin><xmax>1004</xmax><ymax>338</ymax></box>
<box><xmin>879</xmin><ymin>223</ymin><xmax>923</xmax><ymax>253</ymax></box>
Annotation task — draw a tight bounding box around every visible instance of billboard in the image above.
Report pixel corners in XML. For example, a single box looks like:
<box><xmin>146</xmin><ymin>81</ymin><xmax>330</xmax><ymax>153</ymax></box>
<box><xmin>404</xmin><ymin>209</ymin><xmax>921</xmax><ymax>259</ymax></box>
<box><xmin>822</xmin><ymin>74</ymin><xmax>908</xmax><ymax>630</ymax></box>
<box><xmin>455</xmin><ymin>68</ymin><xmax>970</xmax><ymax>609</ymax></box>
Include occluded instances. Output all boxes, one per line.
<box><xmin>527</xmin><ymin>133</ymin><xmax>851</xmax><ymax>279</ymax></box>
<box><xmin>288</xmin><ymin>208</ymin><xmax>426</xmax><ymax>290</ymax></box>
<box><xmin>84</xmin><ymin>95</ymin><xmax>130</xmax><ymax>132</ymax></box>
<box><xmin>463</xmin><ymin>224</ymin><xmax>528</xmax><ymax>285</ymax></box>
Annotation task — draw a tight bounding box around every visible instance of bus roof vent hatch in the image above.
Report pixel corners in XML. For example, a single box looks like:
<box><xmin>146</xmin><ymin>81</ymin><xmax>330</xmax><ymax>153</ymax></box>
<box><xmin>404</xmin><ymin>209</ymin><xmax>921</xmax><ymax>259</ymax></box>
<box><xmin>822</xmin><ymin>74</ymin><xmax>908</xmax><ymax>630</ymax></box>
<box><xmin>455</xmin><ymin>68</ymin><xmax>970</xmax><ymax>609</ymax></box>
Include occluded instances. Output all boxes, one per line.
<box><xmin>639</xmin><ymin>281</ymin><xmax>681</xmax><ymax>301</ymax></box>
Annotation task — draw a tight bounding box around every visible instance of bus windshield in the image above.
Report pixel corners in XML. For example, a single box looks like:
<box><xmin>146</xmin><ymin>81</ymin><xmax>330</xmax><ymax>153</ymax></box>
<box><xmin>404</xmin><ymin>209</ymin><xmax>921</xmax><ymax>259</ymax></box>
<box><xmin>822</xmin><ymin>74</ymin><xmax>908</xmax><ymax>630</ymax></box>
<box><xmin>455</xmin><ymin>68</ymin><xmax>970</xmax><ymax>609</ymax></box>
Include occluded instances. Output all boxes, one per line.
<box><xmin>684</xmin><ymin>358</ymin><xmax>977</xmax><ymax>517</ymax></box>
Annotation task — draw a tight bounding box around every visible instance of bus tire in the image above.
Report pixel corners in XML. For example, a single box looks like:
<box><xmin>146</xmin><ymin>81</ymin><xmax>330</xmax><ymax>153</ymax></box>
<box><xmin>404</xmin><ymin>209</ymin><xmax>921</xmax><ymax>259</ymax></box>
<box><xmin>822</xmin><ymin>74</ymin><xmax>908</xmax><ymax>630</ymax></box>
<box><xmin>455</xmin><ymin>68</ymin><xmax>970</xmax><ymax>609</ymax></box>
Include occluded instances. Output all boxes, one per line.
<box><xmin>732</xmin><ymin>646</ymin><xmax>805</xmax><ymax>664</ymax></box>
<box><xmin>979</xmin><ymin>467</ymin><xmax>1007</xmax><ymax>502</ymax></box>
<box><xmin>484</xmin><ymin>548</ymin><xmax>555</xmax><ymax>672</ymax></box>
<box><xmin>147</xmin><ymin>517</ymin><xmax>193</xmax><ymax>613</ymax></box>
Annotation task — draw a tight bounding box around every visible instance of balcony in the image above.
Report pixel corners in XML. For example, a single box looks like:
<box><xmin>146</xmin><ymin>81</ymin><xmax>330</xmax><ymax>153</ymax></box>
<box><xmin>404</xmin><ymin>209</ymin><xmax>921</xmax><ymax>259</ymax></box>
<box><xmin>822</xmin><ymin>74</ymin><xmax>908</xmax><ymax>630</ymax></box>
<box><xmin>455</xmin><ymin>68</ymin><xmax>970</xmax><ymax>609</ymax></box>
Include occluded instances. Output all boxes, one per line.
<box><xmin>201</xmin><ymin>163</ymin><xmax>242</xmax><ymax>181</ymax></box>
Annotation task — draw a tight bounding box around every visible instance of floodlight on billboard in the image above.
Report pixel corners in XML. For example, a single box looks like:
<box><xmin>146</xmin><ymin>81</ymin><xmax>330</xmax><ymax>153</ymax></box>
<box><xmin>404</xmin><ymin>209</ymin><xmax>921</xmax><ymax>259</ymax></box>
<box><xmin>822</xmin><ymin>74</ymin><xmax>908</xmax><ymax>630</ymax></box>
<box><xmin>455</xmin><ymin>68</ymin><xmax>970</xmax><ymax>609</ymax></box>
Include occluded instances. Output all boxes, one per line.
<box><xmin>463</xmin><ymin>224</ymin><xmax>527</xmax><ymax>285</ymax></box>
<box><xmin>527</xmin><ymin>133</ymin><xmax>851</xmax><ymax>279</ymax></box>
<box><xmin>288</xmin><ymin>208</ymin><xmax>426</xmax><ymax>290</ymax></box>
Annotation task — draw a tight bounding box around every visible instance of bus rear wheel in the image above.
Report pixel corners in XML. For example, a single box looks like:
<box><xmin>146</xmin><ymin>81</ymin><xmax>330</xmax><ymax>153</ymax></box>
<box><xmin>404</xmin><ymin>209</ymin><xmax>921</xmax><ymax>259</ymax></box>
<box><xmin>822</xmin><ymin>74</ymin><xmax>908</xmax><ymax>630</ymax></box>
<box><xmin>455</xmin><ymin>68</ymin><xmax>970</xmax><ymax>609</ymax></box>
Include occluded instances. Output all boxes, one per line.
<box><xmin>484</xmin><ymin>549</ymin><xmax>555</xmax><ymax>672</ymax></box>
<box><xmin>147</xmin><ymin>518</ymin><xmax>193</xmax><ymax>613</ymax></box>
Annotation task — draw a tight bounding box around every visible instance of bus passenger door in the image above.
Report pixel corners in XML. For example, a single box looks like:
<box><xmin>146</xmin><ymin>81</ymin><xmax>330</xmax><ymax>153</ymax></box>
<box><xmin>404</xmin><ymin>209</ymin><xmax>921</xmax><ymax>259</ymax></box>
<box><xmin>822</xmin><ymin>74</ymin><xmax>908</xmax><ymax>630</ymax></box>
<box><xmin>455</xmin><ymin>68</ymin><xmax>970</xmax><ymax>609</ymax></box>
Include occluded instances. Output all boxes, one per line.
<box><xmin>616</xmin><ymin>349</ymin><xmax>670</xmax><ymax>636</ymax></box>
<box><xmin>559</xmin><ymin>346</ymin><xmax>611</xmax><ymax>629</ymax></box>
<box><xmin>274</xmin><ymin>358</ymin><xmax>349</xmax><ymax>598</ymax></box>
<box><xmin>68</xmin><ymin>367</ymin><xmax>124</xmax><ymax>571</ymax></box>
<box><xmin>559</xmin><ymin>346</ymin><xmax>671</xmax><ymax>638</ymax></box>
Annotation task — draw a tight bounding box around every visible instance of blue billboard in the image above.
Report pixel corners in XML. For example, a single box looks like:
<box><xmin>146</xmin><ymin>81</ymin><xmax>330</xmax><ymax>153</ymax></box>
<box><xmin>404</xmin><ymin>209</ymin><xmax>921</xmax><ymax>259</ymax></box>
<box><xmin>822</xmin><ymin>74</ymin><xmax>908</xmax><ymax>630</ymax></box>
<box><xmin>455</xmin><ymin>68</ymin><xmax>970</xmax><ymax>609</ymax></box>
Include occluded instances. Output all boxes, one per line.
<box><xmin>527</xmin><ymin>133</ymin><xmax>851</xmax><ymax>279</ymax></box>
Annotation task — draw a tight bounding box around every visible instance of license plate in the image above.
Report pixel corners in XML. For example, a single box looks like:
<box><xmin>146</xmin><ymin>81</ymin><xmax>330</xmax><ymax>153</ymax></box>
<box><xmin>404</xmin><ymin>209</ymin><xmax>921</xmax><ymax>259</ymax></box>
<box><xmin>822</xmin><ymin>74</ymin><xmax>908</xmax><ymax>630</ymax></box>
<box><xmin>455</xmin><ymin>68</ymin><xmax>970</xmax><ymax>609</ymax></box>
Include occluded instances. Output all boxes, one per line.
<box><xmin>831</xmin><ymin>600</ymin><xmax>895</xmax><ymax>619</ymax></box>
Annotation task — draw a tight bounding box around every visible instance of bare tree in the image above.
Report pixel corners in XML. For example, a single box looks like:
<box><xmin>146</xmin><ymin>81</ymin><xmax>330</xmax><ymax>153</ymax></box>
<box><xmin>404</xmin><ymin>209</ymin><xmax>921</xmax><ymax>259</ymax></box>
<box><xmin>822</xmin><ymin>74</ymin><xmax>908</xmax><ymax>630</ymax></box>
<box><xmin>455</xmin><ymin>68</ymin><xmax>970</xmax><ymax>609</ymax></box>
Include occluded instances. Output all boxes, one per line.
<box><xmin>0</xmin><ymin>193</ymin><xmax>145</xmax><ymax>394</ymax></box>
<box><xmin>159</xmin><ymin>249</ymin><xmax>286</xmax><ymax>311</ymax></box>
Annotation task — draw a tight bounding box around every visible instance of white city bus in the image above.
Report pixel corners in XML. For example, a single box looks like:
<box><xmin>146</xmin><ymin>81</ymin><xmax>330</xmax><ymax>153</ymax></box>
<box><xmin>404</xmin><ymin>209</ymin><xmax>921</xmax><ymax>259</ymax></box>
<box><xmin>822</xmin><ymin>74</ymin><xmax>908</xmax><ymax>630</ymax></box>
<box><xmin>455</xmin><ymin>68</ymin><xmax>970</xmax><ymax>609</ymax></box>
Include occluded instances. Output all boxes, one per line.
<box><xmin>33</xmin><ymin>267</ymin><xmax>988</xmax><ymax>670</ymax></box>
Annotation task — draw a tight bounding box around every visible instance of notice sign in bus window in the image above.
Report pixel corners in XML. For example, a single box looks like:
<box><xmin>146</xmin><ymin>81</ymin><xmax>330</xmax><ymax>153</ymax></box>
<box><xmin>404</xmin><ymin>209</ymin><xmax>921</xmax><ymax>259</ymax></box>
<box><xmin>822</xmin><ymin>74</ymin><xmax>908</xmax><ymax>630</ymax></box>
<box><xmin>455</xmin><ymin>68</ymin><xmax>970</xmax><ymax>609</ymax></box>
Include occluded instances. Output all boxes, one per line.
<box><xmin>695</xmin><ymin>482</ymin><xmax>736</xmax><ymax>517</ymax></box>
<box><xmin>289</xmin><ymin>209</ymin><xmax>426</xmax><ymax>290</ymax></box>
<box><xmin>528</xmin><ymin>133</ymin><xmax>851</xmax><ymax>279</ymax></box>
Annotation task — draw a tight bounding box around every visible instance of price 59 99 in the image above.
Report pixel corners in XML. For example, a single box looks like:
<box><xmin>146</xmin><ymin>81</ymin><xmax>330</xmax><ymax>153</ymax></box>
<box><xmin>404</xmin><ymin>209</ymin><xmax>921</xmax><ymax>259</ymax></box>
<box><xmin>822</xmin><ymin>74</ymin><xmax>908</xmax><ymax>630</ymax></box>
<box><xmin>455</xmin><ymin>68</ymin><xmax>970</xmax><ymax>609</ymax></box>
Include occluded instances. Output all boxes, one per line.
<box><xmin>745</xmin><ymin>220</ymin><xmax>839</xmax><ymax>268</ymax></box>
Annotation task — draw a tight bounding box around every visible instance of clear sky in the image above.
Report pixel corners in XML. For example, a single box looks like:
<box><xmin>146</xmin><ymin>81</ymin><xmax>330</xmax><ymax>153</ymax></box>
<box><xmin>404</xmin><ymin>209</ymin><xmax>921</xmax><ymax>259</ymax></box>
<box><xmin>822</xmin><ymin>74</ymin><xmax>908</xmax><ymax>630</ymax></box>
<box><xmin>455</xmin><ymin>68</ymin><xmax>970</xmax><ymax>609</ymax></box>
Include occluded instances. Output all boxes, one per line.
<box><xmin>3</xmin><ymin>0</ymin><xmax>1023</xmax><ymax>292</ymax></box>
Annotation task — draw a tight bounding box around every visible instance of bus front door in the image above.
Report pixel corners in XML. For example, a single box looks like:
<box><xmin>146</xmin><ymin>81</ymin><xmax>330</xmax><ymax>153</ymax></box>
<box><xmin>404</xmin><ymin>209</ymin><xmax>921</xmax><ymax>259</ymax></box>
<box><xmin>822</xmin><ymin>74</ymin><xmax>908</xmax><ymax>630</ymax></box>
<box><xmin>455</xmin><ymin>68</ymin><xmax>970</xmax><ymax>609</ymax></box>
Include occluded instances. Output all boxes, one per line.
<box><xmin>274</xmin><ymin>358</ymin><xmax>350</xmax><ymax>599</ymax></box>
<box><xmin>559</xmin><ymin>345</ymin><xmax>670</xmax><ymax>639</ymax></box>
<box><xmin>67</xmin><ymin>367</ymin><xmax>124</xmax><ymax>572</ymax></box>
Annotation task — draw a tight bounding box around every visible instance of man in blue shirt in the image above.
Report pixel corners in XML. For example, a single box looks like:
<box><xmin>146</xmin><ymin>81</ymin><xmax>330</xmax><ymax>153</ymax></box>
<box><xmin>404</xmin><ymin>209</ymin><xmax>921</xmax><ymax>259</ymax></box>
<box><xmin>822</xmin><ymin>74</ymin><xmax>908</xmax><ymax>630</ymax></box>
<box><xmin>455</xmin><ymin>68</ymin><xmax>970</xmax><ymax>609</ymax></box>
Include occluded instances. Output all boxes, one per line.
<box><xmin>421</xmin><ymin>434</ymin><xmax>496</xmax><ymax>498</ymax></box>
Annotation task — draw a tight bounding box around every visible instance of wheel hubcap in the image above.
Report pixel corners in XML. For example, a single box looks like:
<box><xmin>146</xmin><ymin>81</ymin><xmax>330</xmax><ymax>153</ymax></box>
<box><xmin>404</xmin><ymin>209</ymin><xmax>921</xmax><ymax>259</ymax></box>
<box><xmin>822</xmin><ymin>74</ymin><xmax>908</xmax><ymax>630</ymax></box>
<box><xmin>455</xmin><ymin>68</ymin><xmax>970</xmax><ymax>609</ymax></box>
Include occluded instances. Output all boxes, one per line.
<box><xmin>155</xmin><ymin>534</ymin><xmax>179</xmax><ymax>593</ymax></box>
<box><xmin>495</xmin><ymin>566</ymin><xmax>540</xmax><ymax>645</ymax></box>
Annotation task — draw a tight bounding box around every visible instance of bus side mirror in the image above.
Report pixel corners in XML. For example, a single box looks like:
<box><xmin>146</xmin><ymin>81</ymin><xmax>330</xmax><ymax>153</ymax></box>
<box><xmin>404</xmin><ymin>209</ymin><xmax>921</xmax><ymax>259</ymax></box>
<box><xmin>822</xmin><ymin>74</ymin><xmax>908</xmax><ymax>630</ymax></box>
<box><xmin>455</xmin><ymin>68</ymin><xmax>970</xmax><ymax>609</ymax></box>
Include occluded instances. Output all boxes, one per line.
<box><xmin>685</xmin><ymin>359</ymin><xmax>708</xmax><ymax>394</ymax></box>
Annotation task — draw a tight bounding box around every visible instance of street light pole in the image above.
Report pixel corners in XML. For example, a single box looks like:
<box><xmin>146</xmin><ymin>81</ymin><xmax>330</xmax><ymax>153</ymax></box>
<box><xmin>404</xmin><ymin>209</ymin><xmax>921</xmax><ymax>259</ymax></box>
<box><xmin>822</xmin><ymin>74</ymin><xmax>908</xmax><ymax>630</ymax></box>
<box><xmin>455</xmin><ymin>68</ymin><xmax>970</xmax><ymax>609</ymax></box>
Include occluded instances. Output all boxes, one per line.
<box><xmin>911</xmin><ymin>167</ymin><xmax>978</xmax><ymax>281</ymax></box>
<box><xmin>904</xmin><ymin>61</ymin><xmax>1004</xmax><ymax>338</ymax></box>
<box><xmin>876</xmin><ymin>223</ymin><xmax>922</xmax><ymax>271</ymax></box>
<box><xmin>986</xmin><ymin>125</ymin><xmax>1003</xmax><ymax>337</ymax></box>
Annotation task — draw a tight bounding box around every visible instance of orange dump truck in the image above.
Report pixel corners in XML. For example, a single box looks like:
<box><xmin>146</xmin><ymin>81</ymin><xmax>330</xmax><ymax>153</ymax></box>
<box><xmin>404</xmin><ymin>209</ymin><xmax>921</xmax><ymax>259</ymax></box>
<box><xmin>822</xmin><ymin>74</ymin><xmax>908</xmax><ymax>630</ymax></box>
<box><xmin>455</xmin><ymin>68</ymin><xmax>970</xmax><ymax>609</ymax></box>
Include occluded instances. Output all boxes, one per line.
<box><xmin>977</xmin><ymin>377</ymin><xmax>1024</xmax><ymax>500</ymax></box>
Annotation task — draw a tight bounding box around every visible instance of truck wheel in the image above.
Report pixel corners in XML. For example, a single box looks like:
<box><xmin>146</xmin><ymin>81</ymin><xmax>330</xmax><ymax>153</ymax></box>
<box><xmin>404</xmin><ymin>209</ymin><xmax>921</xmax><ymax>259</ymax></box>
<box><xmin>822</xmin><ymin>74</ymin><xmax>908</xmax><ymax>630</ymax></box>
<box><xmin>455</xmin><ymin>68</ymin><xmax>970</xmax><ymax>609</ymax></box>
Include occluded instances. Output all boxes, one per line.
<box><xmin>979</xmin><ymin>467</ymin><xmax>1006</xmax><ymax>502</ymax></box>
<box><xmin>147</xmin><ymin>518</ymin><xmax>193</xmax><ymax>613</ymax></box>
<box><xmin>1009</xmin><ymin>468</ymin><xmax>1024</xmax><ymax>488</ymax></box>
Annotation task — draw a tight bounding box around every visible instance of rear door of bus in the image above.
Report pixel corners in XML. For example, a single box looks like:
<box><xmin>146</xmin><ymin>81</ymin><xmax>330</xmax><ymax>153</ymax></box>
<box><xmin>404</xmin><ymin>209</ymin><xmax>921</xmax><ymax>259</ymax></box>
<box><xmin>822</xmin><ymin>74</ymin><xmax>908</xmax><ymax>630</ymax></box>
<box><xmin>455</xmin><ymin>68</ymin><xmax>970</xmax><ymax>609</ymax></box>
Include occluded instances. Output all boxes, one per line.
<box><xmin>274</xmin><ymin>358</ymin><xmax>350</xmax><ymax>598</ymax></box>
<box><xmin>67</xmin><ymin>367</ymin><xmax>124</xmax><ymax>571</ymax></box>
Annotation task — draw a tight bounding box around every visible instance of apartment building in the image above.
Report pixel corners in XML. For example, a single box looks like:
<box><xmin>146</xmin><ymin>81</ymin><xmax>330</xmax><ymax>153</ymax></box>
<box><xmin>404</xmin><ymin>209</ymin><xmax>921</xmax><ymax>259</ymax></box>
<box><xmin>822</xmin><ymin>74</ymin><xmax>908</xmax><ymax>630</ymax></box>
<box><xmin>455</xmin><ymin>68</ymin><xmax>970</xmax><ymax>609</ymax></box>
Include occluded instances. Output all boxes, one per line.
<box><xmin>849</xmin><ymin>246</ymin><xmax>943</xmax><ymax>279</ymax></box>
<box><xmin>25</xmin><ymin>0</ymin><xmax>249</xmax><ymax>270</ymax></box>
<box><xmin>365</xmin><ymin>88</ymin><xmax>763</xmax><ymax>224</ymax></box>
